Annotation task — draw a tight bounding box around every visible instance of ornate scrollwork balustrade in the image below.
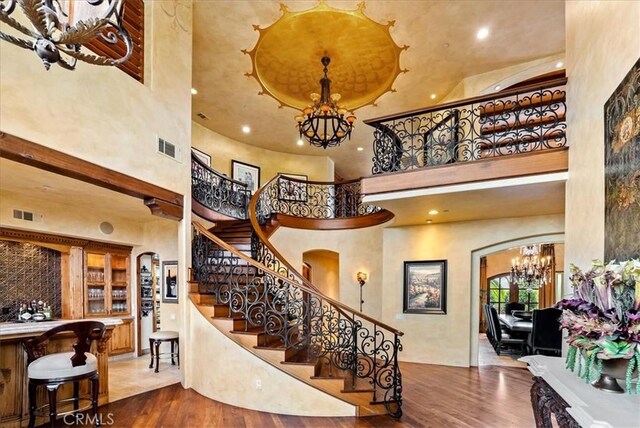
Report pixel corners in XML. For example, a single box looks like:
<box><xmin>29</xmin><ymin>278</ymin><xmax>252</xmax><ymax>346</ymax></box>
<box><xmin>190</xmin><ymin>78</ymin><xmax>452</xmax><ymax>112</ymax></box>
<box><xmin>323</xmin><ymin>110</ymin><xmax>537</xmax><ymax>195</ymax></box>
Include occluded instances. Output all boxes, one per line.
<box><xmin>364</xmin><ymin>77</ymin><xmax>568</xmax><ymax>174</ymax></box>
<box><xmin>255</xmin><ymin>175</ymin><xmax>380</xmax><ymax>223</ymax></box>
<box><xmin>191</xmin><ymin>153</ymin><xmax>250</xmax><ymax>220</ymax></box>
<box><xmin>192</xmin><ymin>221</ymin><xmax>403</xmax><ymax>417</ymax></box>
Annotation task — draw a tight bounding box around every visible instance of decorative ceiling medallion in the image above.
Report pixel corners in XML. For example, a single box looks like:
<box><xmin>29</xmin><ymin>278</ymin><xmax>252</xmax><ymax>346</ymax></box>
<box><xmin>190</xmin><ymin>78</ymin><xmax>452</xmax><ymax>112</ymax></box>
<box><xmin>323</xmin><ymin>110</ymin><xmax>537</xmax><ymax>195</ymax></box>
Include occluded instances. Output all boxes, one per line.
<box><xmin>242</xmin><ymin>1</ymin><xmax>408</xmax><ymax>111</ymax></box>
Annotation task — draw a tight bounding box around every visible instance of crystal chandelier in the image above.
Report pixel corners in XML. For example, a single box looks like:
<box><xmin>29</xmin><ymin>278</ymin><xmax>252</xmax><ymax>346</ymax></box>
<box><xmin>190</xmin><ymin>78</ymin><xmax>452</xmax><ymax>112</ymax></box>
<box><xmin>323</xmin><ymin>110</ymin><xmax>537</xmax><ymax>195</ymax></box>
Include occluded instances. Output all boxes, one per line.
<box><xmin>0</xmin><ymin>0</ymin><xmax>132</xmax><ymax>70</ymax></box>
<box><xmin>295</xmin><ymin>56</ymin><xmax>356</xmax><ymax>149</ymax></box>
<box><xmin>510</xmin><ymin>245</ymin><xmax>552</xmax><ymax>291</ymax></box>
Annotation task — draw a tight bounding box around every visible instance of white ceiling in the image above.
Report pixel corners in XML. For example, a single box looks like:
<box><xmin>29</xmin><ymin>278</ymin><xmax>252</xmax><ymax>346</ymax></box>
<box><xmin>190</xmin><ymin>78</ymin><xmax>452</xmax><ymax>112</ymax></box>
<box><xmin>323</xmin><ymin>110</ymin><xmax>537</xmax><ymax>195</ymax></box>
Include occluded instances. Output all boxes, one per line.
<box><xmin>369</xmin><ymin>180</ymin><xmax>566</xmax><ymax>227</ymax></box>
<box><xmin>0</xmin><ymin>159</ymin><xmax>155</xmax><ymax>223</ymax></box>
<box><xmin>192</xmin><ymin>0</ymin><xmax>565</xmax><ymax>178</ymax></box>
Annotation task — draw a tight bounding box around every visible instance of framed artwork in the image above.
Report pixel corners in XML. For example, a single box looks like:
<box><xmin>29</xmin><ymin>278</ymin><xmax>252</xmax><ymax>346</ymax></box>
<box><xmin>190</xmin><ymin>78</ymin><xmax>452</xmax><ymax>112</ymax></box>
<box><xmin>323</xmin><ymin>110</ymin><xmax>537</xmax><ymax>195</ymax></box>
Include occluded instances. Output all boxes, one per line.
<box><xmin>403</xmin><ymin>260</ymin><xmax>447</xmax><ymax>314</ymax></box>
<box><xmin>604</xmin><ymin>57</ymin><xmax>640</xmax><ymax>261</ymax></box>
<box><xmin>192</xmin><ymin>147</ymin><xmax>211</xmax><ymax>167</ymax></box>
<box><xmin>162</xmin><ymin>260</ymin><xmax>178</xmax><ymax>304</ymax></box>
<box><xmin>278</xmin><ymin>173</ymin><xmax>308</xmax><ymax>202</ymax></box>
<box><xmin>232</xmin><ymin>160</ymin><xmax>260</xmax><ymax>194</ymax></box>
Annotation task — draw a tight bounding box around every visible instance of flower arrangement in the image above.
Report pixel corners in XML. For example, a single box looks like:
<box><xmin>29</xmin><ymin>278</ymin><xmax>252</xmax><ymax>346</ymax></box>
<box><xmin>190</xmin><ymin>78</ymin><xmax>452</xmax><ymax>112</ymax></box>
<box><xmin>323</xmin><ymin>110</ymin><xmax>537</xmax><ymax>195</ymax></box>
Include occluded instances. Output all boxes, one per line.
<box><xmin>556</xmin><ymin>259</ymin><xmax>640</xmax><ymax>393</ymax></box>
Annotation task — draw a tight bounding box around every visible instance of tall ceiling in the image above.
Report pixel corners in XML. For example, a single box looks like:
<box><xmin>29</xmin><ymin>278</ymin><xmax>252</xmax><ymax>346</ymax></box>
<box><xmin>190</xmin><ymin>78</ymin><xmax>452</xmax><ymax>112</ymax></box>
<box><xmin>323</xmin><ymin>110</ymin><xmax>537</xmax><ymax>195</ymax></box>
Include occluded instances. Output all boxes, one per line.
<box><xmin>192</xmin><ymin>0</ymin><xmax>565</xmax><ymax>179</ymax></box>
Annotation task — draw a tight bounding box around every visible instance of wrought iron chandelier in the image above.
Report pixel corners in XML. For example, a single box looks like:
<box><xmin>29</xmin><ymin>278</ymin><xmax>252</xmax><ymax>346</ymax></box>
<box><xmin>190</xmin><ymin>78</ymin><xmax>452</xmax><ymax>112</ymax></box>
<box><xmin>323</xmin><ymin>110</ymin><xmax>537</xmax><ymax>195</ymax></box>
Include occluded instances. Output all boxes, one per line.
<box><xmin>510</xmin><ymin>245</ymin><xmax>551</xmax><ymax>291</ymax></box>
<box><xmin>0</xmin><ymin>0</ymin><xmax>132</xmax><ymax>70</ymax></box>
<box><xmin>295</xmin><ymin>56</ymin><xmax>356</xmax><ymax>149</ymax></box>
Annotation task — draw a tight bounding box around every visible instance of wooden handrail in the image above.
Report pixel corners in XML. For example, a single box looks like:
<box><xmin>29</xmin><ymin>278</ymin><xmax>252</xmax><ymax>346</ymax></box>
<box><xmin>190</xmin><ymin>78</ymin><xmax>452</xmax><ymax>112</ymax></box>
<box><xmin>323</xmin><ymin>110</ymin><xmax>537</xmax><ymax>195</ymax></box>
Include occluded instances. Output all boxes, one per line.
<box><xmin>364</xmin><ymin>77</ymin><xmax>568</xmax><ymax>125</ymax></box>
<box><xmin>193</xmin><ymin>220</ymin><xmax>404</xmax><ymax>336</ymax></box>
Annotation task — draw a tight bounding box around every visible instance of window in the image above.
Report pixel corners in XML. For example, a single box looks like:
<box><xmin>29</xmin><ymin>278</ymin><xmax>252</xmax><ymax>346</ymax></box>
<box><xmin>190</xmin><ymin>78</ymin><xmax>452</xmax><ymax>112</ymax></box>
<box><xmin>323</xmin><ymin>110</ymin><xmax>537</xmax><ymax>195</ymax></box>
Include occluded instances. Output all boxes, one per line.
<box><xmin>85</xmin><ymin>0</ymin><xmax>145</xmax><ymax>82</ymax></box>
<box><xmin>518</xmin><ymin>288</ymin><xmax>539</xmax><ymax>311</ymax></box>
<box><xmin>488</xmin><ymin>274</ymin><xmax>510</xmax><ymax>314</ymax></box>
<box><xmin>488</xmin><ymin>273</ymin><xmax>539</xmax><ymax>312</ymax></box>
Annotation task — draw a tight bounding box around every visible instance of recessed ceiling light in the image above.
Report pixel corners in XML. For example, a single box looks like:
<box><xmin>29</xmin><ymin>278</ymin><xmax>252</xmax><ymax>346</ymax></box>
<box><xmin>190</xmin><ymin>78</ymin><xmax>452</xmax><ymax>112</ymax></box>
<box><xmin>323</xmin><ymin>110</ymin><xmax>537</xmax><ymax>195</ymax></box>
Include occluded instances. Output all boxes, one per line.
<box><xmin>494</xmin><ymin>85</ymin><xmax>501</xmax><ymax>91</ymax></box>
<box><xmin>191</xmin><ymin>88</ymin><xmax>198</xmax><ymax>95</ymax></box>
<box><xmin>426</xmin><ymin>219</ymin><xmax>433</xmax><ymax>224</ymax></box>
<box><xmin>357</xmin><ymin>147</ymin><xmax>364</xmax><ymax>151</ymax></box>
<box><xmin>430</xmin><ymin>94</ymin><xmax>436</xmax><ymax>100</ymax></box>
<box><xmin>555</xmin><ymin>61</ymin><xmax>564</xmax><ymax>69</ymax></box>
<box><xmin>428</xmin><ymin>209</ymin><xmax>439</xmax><ymax>215</ymax></box>
<box><xmin>242</xmin><ymin>125</ymin><xmax>251</xmax><ymax>134</ymax></box>
<box><xmin>476</xmin><ymin>27</ymin><xmax>489</xmax><ymax>40</ymax></box>
<box><xmin>297</xmin><ymin>139</ymin><xmax>304</xmax><ymax>146</ymax></box>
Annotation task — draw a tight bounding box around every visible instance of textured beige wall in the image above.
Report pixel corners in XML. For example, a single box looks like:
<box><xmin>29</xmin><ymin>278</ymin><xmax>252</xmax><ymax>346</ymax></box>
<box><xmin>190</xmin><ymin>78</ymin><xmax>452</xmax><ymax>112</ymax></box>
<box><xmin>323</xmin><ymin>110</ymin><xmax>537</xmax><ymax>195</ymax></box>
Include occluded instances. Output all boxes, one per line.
<box><xmin>382</xmin><ymin>214</ymin><xmax>564</xmax><ymax>366</ymax></box>
<box><xmin>270</xmin><ymin>225</ymin><xmax>385</xmax><ymax>319</ymax></box>
<box><xmin>0</xmin><ymin>2</ymin><xmax>193</xmax><ymax>195</ymax></box>
<box><xmin>192</xmin><ymin>122</ymin><xmax>334</xmax><ymax>184</ymax></box>
<box><xmin>441</xmin><ymin>53</ymin><xmax>565</xmax><ymax>102</ymax></box>
<box><xmin>303</xmin><ymin>250</ymin><xmax>340</xmax><ymax>301</ymax></box>
<box><xmin>188</xmin><ymin>301</ymin><xmax>356</xmax><ymax>416</ymax></box>
<box><xmin>565</xmin><ymin>1</ymin><xmax>640</xmax><ymax>269</ymax></box>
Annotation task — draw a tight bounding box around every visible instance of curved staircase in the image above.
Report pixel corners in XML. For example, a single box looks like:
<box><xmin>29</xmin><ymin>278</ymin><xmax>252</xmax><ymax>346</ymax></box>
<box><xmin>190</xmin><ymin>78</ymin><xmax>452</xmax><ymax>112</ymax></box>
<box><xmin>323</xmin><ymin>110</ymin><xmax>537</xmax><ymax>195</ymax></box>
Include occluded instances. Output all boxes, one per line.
<box><xmin>189</xmin><ymin>161</ymin><xmax>402</xmax><ymax>417</ymax></box>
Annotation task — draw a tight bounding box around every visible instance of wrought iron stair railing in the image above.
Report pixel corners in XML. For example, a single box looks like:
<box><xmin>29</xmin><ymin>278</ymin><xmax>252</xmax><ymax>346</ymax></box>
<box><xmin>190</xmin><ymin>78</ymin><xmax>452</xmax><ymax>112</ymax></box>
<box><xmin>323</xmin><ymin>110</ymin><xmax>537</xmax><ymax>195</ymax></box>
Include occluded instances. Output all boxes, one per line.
<box><xmin>191</xmin><ymin>222</ymin><xmax>404</xmax><ymax>417</ymax></box>
<box><xmin>255</xmin><ymin>175</ymin><xmax>381</xmax><ymax>222</ymax></box>
<box><xmin>364</xmin><ymin>77</ymin><xmax>567</xmax><ymax>174</ymax></box>
<box><xmin>191</xmin><ymin>152</ymin><xmax>250</xmax><ymax>220</ymax></box>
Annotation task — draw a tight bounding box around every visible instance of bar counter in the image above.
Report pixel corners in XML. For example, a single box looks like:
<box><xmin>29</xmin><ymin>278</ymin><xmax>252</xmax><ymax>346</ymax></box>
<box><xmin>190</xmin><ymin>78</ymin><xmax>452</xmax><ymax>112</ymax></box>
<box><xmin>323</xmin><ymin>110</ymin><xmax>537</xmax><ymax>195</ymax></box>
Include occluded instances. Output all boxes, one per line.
<box><xmin>0</xmin><ymin>319</ymin><xmax>121</xmax><ymax>427</ymax></box>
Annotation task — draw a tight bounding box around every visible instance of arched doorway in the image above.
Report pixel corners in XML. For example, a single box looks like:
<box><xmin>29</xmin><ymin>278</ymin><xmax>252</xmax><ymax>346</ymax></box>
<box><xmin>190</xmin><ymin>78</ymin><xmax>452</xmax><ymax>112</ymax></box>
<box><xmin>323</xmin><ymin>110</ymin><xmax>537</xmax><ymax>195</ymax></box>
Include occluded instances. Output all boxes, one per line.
<box><xmin>469</xmin><ymin>233</ymin><xmax>564</xmax><ymax>366</ymax></box>
<box><xmin>302</xmin><ymin>250</ymin><xmax>340</xmax><ymax>301</ymax></box>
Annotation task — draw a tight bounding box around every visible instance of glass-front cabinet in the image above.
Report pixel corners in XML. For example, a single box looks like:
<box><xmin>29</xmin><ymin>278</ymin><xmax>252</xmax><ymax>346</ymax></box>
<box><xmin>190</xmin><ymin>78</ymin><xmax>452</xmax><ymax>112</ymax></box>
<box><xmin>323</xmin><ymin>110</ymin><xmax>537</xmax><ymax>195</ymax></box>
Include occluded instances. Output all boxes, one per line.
<box><xmin>84</xmin><ymin>251</ymin><xmax>130</xmax><ymax>317</ymax></box>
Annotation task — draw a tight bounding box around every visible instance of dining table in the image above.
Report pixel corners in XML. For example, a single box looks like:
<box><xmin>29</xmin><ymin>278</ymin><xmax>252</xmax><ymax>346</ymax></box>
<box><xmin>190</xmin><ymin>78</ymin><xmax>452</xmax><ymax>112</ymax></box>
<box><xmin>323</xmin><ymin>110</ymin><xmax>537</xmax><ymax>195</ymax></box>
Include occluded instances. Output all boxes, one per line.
<box><xmin>498</xmin><ymin>314</ymin><xmax>533</xmax><ymax>333</ymax></box>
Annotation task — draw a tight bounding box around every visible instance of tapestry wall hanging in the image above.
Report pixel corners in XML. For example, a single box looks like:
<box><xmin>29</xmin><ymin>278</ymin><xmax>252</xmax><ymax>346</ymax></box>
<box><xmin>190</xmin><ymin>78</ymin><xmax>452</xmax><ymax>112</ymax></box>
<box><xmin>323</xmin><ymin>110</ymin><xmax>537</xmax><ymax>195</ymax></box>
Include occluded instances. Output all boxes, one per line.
<box><xmin>604</xmin><ymin>57</ymin><xmax>640</xmax><ymax>261</ymax></box>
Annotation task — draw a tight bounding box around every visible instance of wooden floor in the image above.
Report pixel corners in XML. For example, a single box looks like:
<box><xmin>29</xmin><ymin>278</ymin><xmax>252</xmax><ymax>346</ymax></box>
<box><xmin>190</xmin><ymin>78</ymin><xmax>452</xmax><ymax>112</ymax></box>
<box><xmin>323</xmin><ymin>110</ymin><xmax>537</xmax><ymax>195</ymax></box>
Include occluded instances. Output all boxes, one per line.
<box><xmin>97</xmin><ymin>362</ymin><xmax>535</xmax><ymax>428</ymax></box>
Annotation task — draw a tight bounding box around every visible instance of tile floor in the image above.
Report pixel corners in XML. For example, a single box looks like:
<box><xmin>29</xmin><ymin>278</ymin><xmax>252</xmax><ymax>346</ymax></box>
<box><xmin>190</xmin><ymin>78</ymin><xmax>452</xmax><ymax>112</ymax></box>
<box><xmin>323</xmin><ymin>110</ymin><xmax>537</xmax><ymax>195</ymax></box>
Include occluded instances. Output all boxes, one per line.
<box><xmin>108</xmin><ymin>355</ymin><xmax>181</xmax><ymax>402</ymax></box>
<box><xmin>477</xmin><ymin>334</ymin><xmax>527</xmax><ymax>368</ymax></box>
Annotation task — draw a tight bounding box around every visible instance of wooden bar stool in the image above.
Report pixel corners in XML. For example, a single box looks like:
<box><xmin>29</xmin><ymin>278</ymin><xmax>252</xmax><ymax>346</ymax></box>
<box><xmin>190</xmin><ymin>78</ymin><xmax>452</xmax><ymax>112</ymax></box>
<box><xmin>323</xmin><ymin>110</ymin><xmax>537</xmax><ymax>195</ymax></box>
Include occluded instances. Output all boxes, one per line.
<box><xmin>23</xmin><ymin>321</ymin><xmax>106</xmax><ymax>428</ymax></box>
<box><xmin>148</xmin><ymin>331</ymin><xmax>179</xmax><ymax>373</ymax></box>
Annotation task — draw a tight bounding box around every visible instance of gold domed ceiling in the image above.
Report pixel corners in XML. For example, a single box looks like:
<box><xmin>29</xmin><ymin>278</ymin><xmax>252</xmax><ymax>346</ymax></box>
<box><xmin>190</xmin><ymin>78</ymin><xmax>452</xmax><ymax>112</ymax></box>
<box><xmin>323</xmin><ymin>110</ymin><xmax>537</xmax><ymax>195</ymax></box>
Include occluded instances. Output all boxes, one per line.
<box><xmin>242</xmin><ymin>1</ymin><xmax>408</xmax><ymax>111</ymax></box>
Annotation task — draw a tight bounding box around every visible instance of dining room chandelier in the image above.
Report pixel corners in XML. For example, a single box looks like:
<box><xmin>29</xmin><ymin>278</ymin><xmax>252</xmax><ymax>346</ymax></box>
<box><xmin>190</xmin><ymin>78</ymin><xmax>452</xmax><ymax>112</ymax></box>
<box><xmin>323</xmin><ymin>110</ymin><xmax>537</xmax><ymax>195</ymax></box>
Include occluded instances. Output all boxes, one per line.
<box><xmin>295</xmin><ymin>56</ymin><xmax>356</xmax><ymax>149</ymax></box>
<box><xmin>510</xmin><ymin>245</ymin><xmax>551</xmax><ymax>291</ymax></box>
<box><xmin>0</xmin><ymin>0</ymin><xmax>132</xmax><ymax>70</ymax></box>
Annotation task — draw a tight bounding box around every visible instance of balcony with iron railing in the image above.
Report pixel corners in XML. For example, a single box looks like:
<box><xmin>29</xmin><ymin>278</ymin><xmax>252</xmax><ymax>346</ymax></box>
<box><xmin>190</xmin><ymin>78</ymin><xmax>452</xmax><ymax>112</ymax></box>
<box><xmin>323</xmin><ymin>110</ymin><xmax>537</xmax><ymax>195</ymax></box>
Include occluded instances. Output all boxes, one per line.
<box><xmin>361</xmin><ymin>78</ymin><xmax>569</xmax><ymax>197</ymax></box>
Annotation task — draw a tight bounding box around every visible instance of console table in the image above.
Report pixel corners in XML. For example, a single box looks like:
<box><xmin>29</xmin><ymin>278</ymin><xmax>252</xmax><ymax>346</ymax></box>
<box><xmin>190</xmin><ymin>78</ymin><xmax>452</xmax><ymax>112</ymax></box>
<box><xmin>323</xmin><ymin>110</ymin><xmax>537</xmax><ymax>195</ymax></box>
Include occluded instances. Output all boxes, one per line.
<box><xmin>522</xmin><ymin>355</ymin><xmax>640</xmax><ymax>428</ymax></box>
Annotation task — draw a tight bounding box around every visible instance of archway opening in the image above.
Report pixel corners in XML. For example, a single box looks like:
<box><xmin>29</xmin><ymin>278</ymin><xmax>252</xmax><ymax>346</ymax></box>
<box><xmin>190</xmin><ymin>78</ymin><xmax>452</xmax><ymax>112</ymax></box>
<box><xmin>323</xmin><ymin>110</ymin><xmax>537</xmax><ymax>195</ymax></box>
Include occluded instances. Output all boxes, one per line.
<box><xmin>302</xmin><ymin>250</ymin><xmax>340</xmax><ymax>301</ymax></box>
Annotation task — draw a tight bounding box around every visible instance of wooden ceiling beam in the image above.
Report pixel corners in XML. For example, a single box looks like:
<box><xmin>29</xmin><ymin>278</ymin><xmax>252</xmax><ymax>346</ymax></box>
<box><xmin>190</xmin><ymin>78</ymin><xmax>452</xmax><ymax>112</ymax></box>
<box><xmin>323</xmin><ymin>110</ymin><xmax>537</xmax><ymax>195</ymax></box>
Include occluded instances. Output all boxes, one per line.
<box><xmin>0</xmin><ymin>131</ymin><xmax>184</xmax><ymax>221</ymax></box>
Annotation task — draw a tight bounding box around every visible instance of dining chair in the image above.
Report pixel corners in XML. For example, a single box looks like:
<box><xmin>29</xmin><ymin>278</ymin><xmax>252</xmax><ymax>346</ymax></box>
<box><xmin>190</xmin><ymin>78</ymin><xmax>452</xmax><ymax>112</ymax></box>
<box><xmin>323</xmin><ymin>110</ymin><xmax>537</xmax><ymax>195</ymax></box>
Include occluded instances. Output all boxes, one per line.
<box><xmin>504</xmin><ymin>302</ymin><xmax>525</xmax><ymax>315</ymax></box>
<box><xmin>483</xmin><ymin>304</ymin><xmax>496</xmax><ymax>348</ymax></box>
<box><xmin>527</xmin><ymin>308</ymin><xmax>563</xmax><ymax>356</ymax></box>
<box><xmin>489</xmin><ymin>306</ymin><xmax>525</xmax><ymax>355</ymax></box>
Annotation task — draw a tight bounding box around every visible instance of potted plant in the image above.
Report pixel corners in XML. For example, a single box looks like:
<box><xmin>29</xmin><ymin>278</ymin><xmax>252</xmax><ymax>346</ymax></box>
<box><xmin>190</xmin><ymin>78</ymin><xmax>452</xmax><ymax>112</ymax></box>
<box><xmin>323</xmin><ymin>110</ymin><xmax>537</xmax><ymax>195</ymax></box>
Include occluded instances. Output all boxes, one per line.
<box><xmin>556</xmin><ymin>259</ymin><xmax>640</xmax><ymax>393</ymax></box>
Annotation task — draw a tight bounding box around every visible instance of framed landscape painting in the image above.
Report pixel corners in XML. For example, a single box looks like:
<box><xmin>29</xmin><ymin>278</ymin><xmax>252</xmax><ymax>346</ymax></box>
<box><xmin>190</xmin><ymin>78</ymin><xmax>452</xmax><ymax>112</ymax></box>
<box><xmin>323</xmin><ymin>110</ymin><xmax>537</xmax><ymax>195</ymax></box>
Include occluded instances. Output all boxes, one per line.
<box><xmin>403</xmin><ymin>260</ymin><xmax>447</xmax><ymax>314</ymax></box>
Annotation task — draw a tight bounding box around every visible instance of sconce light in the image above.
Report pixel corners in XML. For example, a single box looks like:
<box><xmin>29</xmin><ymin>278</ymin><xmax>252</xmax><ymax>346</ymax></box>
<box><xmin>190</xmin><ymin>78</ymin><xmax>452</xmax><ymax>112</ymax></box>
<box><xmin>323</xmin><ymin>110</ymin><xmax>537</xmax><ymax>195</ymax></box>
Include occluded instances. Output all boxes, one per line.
<box><xmin>357</xmin><ymin>271</ymin><xmax>368</xmax><ymax>286</ymax></box>
<box><xmin>356</xmin><ymin>272</ymin><xmax>368</xmax><ymax>312</ymax></box>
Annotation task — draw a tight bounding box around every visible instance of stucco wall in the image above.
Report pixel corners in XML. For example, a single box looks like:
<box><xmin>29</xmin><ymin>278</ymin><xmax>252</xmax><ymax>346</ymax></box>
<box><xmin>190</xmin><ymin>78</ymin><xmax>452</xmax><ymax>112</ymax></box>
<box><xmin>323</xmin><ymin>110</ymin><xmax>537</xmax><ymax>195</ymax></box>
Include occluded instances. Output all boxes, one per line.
<box><xmin>270</xmin><ymin>225</ymin><xmax>385</xmax><ymax>319</ymax></box>
<box><xmin>0</xmin><ymin>2</ymin><xmax>193</xmax><ymax>195</ymax></box>
<box><xmin>564</xmin><ymin>1</ymin><xmax>640</xmax><ymax>269</ymax></box>
<box><xmin>381</xmin><ymin>214</ymin><xmax>564</xmax><ymax>366</ymax></box>
<box><xmin>192</xmin><ymin>122</ymin><xmax>334</xmax><ymax>184</ymax></box>
<box><xmin>188</xmin><ymin>301</ymin><xmax>356</xmax><ymax>416</ymax></box>
<box><xmin>303</xmin><ymin>250</ymin><xmax>340</xmax><ymax>301</ymax></box>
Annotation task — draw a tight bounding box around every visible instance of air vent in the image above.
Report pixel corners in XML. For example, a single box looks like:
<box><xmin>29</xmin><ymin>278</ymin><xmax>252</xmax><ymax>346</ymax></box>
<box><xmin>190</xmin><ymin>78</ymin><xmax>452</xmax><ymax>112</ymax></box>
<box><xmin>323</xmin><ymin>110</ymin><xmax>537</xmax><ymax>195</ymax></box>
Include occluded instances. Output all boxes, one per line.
<box><xmin>157</xmin><ymin>137</ymin><xmax>181</xmax><ymax>162</ymax></box>
<box><xmin>13</xmin><ymin>209</ymin><xmax>41</xmax><ymax>222</ymax></box>
<box><xmin>196</xmin><ymin>112</ymin><xmax>210</xmax><ymax>120</ymax></box>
